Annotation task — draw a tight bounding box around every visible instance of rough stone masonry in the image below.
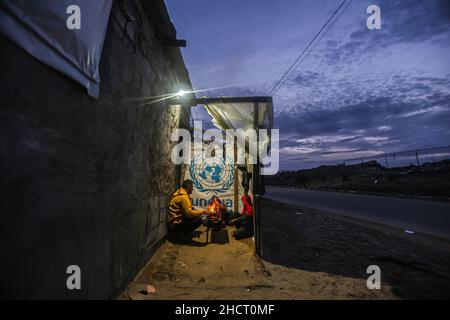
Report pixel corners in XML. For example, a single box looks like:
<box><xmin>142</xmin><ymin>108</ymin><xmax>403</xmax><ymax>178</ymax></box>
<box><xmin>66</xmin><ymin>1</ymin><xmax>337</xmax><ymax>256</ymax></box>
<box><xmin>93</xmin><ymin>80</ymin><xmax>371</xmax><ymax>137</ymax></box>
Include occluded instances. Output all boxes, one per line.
<box><xmin>0</xmin><ymin>0</ymin><xmax>192</xmax><ymax>299</ymax></box>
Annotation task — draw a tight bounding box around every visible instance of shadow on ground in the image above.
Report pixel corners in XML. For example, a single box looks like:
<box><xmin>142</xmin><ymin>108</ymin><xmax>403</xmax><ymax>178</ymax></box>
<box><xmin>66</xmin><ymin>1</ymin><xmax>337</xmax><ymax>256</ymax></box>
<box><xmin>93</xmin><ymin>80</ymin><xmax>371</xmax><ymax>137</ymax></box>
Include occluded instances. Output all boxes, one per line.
<box><xmin>261</xmin><ymin>198</ymin><xmax>450</xmax><ymax>299</ymax></box>
<box><xmin>120</xmin><ymin>226</ymin><xmax>276</xmax><ymax>300</ymax></box>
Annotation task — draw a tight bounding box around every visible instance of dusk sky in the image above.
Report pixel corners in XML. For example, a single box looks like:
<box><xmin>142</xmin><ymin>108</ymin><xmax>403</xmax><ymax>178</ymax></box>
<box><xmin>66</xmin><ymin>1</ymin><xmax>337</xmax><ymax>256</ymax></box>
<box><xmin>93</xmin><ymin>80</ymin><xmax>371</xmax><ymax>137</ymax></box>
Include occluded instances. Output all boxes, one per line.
<box><xmin>166</xmin><ymin>0</ymin><xmax>450</xmax><ymax>170</ymax></box>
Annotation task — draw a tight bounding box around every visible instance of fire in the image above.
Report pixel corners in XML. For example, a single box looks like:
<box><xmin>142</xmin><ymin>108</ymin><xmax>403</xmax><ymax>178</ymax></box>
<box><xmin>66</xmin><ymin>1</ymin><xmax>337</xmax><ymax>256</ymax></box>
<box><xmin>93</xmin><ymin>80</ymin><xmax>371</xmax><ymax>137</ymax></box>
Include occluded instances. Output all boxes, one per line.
<box><xmin>207</xmin><ymin>196</ymin><xmax>221</xmax><ymax>215</ymax></box>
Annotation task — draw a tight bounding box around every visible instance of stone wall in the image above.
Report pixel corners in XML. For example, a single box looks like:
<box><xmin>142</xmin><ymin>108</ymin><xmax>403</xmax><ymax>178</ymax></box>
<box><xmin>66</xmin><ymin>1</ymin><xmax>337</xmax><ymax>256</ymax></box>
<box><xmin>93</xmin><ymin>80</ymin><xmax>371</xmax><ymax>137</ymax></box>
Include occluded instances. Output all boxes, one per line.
<box><xmin>0</xmin><ymin>0</ymin><xmax>191</xmax><ymax>299</ymax></box>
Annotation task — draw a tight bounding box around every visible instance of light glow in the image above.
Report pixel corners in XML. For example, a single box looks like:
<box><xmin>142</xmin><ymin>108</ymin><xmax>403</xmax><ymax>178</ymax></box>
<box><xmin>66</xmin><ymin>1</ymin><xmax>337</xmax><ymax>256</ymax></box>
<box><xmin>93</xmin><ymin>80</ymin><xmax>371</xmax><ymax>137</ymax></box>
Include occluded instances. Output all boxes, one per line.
<box><xmin>176</xmin><ymin>90</ymin><xmax>189</xmax><ymax>97</ymax></box>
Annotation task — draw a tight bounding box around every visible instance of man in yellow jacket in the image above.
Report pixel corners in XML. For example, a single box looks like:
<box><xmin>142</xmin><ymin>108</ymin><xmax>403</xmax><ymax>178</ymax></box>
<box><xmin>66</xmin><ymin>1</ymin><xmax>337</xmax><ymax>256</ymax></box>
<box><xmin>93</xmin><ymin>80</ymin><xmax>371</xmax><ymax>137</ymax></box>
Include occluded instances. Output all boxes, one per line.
<box><xmin>168</xmin><ymin>179</ymin><xmax>208</xmax><ymax>237</ymax></box>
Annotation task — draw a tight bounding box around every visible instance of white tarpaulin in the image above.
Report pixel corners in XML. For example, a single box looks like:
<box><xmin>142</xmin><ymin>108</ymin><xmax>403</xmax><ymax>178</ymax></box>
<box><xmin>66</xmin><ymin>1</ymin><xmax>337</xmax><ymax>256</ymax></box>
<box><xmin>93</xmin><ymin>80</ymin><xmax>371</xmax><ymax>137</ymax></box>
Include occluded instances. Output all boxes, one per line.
<box><xmin>203</xmin><ymin>99</ymin><xmax>274</xmax><ymax>161</ymax></box>
<box><xmin>204</xmin><ymin>101</ymin><xmax>273</xmax><ymax>131</ymax></box>
<box><xmin>0</xmin><ymin>0</ymin><xmax>113</xmax><ymax>98</ymax></box>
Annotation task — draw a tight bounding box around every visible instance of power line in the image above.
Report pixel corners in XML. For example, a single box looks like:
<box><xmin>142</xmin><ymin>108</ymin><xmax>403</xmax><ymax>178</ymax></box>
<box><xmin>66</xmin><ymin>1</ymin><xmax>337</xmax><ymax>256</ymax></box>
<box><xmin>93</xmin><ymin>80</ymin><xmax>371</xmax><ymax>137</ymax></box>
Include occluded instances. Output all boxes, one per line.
<box><xmin>290</xmin><ymin>0</ymin><xmax>353</xmax><ymax>75</ymax></box>
<box><xmin>269</xmin><ymin>0</ymin><xmax>350</xmax><ymax>96</ymax></box>
<box><xmin>269</xmin><ymin>0</ymin><xmax>346</xmax><ymax>95</ymax></box>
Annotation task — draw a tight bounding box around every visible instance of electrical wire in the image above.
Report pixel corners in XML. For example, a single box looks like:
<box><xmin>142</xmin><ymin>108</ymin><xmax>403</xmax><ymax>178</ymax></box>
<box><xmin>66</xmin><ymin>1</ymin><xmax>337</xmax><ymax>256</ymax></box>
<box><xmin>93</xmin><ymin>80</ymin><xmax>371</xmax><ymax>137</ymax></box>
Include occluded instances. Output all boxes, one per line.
<box><xmin>269</xmin><ymin>0</ymin><xmax>350</xmax><ymax>95</ymax></box>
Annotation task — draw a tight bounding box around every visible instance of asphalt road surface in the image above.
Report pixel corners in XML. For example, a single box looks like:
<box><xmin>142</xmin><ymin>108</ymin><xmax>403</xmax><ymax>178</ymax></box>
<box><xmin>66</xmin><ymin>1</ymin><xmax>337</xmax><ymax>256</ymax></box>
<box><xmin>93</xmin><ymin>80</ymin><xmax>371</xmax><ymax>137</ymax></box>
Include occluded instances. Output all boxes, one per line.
<box><xmin>265</xmin><ymin>187</ymin><xmax>450</xmax><ymax>240</ymax></box>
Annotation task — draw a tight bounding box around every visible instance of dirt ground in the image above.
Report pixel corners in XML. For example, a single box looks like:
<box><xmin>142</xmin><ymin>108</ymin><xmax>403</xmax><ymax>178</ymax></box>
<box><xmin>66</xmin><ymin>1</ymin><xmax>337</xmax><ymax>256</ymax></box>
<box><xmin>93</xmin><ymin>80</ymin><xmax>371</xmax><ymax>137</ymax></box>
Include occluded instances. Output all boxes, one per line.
<box><xmin>120</xmin><ymin>198</ymin><xmax>450</xmax><ymax>300</ymax></box>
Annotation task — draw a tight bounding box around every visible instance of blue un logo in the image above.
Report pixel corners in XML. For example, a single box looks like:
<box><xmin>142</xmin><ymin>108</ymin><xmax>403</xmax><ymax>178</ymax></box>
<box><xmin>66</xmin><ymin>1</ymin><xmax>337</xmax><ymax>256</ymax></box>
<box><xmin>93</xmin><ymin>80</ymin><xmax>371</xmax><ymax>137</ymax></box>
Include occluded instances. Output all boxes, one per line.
<box><xmin>189</xmin><ymin>155</ymin><xmax>234</xmax><ymax>195</ymax></box>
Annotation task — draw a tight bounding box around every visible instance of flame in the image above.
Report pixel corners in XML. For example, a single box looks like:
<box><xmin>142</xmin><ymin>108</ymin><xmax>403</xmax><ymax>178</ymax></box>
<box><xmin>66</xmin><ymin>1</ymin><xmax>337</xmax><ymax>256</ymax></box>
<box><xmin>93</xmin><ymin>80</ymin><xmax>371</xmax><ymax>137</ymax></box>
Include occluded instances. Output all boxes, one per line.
<box><xmin>207</xmin><ymin>197</ymin><xmax>221</xmax><ymax>215</ymax></box>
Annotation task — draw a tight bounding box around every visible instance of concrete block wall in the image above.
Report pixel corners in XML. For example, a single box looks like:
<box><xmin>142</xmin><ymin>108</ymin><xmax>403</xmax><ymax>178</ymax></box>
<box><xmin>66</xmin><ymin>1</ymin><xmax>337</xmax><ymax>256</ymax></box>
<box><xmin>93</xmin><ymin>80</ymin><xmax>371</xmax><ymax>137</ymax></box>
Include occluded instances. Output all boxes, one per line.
<box><xmin>0</xmin><ymin>0</ymin><xmax>191</xmax><ymax>299</ymax></box>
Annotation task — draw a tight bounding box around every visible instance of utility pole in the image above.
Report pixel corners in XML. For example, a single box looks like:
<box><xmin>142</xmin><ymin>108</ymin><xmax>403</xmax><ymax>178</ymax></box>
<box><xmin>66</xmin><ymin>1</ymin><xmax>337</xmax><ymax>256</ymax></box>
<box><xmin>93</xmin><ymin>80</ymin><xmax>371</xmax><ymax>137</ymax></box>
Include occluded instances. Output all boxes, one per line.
<box><xmin>233</xmin><ymin>136</ymin><xmax>238</xmax><ymax>213</ymax></box>
<box><xmin>415</xmin><ymin>150</ymin><xmax>421</xmax><ymax>167</ymax></box>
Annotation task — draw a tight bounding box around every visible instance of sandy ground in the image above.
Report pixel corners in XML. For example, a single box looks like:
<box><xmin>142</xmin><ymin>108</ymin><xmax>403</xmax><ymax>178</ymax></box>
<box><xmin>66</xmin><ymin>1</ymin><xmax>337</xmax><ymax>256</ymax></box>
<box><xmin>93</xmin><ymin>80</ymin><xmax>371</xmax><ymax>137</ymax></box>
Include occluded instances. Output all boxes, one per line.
<box><xmin>261</xmin><ymin>199</ymin><xmax>450</xmax><ymax>299</ymax></box>
<box><xmin>120</xmin><ymin>199</ymin><xmax>450</xmax><ymax>300</ymax></box>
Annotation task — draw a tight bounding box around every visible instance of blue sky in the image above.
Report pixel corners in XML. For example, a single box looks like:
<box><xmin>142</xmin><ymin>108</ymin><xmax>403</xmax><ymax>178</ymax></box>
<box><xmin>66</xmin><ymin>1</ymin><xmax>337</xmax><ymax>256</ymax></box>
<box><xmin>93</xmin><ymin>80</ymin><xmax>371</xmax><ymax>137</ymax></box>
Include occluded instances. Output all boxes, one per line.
<box><xmin>166</xmin><ymin>0</ymin><xmax>450</xmax><ymax>169</ymax></box>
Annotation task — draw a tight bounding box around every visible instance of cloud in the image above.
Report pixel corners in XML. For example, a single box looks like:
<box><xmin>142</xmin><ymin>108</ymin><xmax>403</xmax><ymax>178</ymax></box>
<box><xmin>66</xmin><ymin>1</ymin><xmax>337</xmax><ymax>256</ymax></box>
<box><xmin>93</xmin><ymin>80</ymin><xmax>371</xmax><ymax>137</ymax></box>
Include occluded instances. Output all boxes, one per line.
<box><xmin>275</xmin><ymin>71</ymin><xmax>450</xmax><ymax>169</ymax></box>
<box><xmin>319</xmin><ymin>0</ymin><xmax>450</xmax><ymax>66</ymax></box>
<box><xmin>175</xmin><ymin>0</ymin><xmax>450</xmax><ymax>170</ymax></box>
<box><xmin>400</xmin><ymin>106</ymin><xmax>447</xmax><ymax>117</ymax></box>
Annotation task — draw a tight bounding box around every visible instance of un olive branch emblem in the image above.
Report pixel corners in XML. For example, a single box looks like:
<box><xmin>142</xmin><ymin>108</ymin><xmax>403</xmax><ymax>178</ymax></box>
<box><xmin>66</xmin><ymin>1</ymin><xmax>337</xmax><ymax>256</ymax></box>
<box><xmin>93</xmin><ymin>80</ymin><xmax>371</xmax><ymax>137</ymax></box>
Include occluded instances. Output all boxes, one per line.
<box><xmin>189</xmin><ymin>155</ymin><xmax>234</xmax><ymax>194</ymax></box>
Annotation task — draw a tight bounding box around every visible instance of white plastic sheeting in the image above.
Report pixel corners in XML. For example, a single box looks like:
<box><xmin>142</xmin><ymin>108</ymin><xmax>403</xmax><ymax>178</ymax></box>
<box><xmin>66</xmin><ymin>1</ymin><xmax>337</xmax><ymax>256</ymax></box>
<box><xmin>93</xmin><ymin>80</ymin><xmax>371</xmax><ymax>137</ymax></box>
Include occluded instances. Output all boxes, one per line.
<box><xmin>0</xmin><ymin>0</ymin><xmax>113</xmax><ymax>98</ymax></box>
<box><xmin>204</xmin><ymin>100</ymin><xmax>274</xmax><ymax>158</ymax></box>
<box><xmin>204</xmin><ymin>101</ymin><xmax>273</xmax><ymax>131</ymax></box>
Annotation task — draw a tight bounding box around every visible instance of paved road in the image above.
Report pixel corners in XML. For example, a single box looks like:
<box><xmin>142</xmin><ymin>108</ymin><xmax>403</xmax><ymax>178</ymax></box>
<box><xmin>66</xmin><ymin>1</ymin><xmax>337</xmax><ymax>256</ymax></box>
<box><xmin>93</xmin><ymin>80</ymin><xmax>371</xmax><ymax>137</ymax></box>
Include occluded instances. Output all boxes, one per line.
<box><xmin>265</xmin><ymin>187</ymin><xmax>450</xmax><ymax>240</ymax></box>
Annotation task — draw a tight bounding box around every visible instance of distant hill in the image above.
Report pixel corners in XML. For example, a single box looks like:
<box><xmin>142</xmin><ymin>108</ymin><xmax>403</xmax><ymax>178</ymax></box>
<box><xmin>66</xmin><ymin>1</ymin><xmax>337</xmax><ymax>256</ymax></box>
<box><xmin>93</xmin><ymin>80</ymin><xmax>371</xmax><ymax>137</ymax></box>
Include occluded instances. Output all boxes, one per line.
<box><xmin>266</xmin><ymin>159</ymin><xmax>450</xmax><ymax>198</ymax></box>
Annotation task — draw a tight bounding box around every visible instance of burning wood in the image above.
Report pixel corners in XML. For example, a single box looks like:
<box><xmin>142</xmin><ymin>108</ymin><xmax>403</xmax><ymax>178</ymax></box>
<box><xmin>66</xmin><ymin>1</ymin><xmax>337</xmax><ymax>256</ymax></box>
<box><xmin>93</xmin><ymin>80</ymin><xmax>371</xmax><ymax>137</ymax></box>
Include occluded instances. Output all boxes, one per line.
<box><xmin>207</xmin><ymin>196</ymin><xmax>222</xmax><ymax>215</ymax></box>
<box><xmin>206</xmin><ymin>196</ymin><xmax>226</xmax><ymax>229</ymax></box>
